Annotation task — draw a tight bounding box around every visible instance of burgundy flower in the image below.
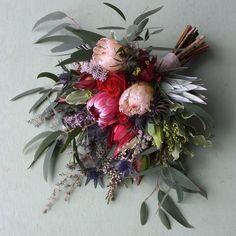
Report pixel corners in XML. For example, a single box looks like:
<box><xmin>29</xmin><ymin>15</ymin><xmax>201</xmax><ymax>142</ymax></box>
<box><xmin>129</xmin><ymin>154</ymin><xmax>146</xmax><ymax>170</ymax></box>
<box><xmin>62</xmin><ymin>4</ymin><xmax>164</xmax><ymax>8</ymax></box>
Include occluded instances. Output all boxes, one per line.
<box><xmin>87</xmin><ymin>92</ymin><xmax>119</xmax><ymax>127</ymax></box>
<box><xmin>74</xmin><ymin>73</ymin><xmax>97</xmax><ymax>90</ymax></box>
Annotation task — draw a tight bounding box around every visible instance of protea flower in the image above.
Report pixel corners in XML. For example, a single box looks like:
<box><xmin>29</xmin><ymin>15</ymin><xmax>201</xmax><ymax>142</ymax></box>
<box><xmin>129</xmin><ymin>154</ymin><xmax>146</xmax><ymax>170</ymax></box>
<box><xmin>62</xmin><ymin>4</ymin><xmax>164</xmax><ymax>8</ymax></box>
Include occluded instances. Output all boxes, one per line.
<box><xmin>119</xmin><ymin>82</ymin><xmax>154</xmax><ymax>116</ymax></box>
<box><xmin>92</xmin><ymin>38</ymin><xmax>124</xmax><ymax>72</ymax></box>
<box><xmin>87</xmin><ymin>92</ymin><xmax>119</xmax><ymax>127</ymax></box>
<box><xmin>158</xmin><ymin>53</ymin><xmax>181</xmax><ymax>72</ymax></box>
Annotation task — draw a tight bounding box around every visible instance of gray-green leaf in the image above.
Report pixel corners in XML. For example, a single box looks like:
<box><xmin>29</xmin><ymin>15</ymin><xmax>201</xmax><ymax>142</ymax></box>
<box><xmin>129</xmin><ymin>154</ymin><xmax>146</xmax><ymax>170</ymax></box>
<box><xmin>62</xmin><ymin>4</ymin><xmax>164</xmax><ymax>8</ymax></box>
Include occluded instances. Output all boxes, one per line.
<box><xmin>140</xmin><ymin>201</ymin><xmax>149</xmax><ymax>225</ymax></box>
<box><xmin>33</xmin><ymin>11</ymin><xmax>67</xmax><ymax>31</ymax></box>
<box><xmin>158</xmin><ymin>190</ymin><xmax>193</xmax><ymax>228</ymax></box>
<box><xmin>23</xmin><ymin>131</ymin><xmax>53</xmax><ymax>152</ymax></box>
<box><xmin>133</xmin><ymin>6</ymin><xmax>163</xmax><ymax>25</ymax></box>
<box><xmin>37</xmin><ymin>72</ymin><xmax>58</xmax><ymax>82</ymax></box>
<box><xmin>158</xmin><ymin>208</ymin><xmax>171</xmax><ymax>230</ymax></box>
<box><xmin>11</xmin><ymin>87</ymin><xmax>45</xmax><ymax>101</ymax></box>
<box><xmin>103</xmin><ymin>2</ymin><xmax>126</xmax><ymax>21</ymax></box>
<box><xmin>28</xmin><ymin>130</ymin><xmax>64</xmax><ymax>168</ymax></box>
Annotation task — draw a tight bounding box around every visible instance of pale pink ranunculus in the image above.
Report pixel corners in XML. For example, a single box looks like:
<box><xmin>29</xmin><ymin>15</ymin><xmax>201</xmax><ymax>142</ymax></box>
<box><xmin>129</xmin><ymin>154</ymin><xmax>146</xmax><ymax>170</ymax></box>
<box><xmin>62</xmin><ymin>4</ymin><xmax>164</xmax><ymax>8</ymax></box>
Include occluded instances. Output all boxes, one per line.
<box><xmin>119</xmin><ymin>82</ymin><xmax>154</xmax><ymax>117</ymax></box>
<box><xmin>87</xmin><ymin>92</ymin><xmax>119</xmax><ymax>127</ymax></box>
<box><xmin>92</xmin><ymin>38</ymin><xmax>123</xmax><ymax>72</ymax></box>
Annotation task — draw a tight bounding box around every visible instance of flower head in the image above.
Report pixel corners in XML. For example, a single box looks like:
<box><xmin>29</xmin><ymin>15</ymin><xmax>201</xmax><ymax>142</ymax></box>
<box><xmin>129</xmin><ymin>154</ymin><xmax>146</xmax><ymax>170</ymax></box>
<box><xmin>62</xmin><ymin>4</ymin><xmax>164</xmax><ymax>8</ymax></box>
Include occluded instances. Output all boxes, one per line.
<box><xmin>119</xmin><ymin>82</ymin><xmax>154</xmax><ymax>116</ymax></box>
<box><xmin>92</xmin><ymin>38</ymin><xmax>124</xmax><ymax>72</ymax></box>
<box><xmin>87</xmin><ymin>92</ymin><xmax>119</xmax><ymax>127</ymax></box>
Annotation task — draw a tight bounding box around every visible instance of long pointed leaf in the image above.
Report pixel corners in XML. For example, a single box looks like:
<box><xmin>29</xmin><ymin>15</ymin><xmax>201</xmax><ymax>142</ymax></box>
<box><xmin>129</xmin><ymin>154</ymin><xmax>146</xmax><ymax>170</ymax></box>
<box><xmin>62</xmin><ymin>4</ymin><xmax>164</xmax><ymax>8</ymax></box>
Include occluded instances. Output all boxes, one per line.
<box><xmin>134</xmin><ymin>6</ymin><xmax>163</xmax><ymax>25</ymax></box>
<box><xmin>29</xmin><ymin>91</ymin><xmax>51</xmax><ymax>113</ymax></box>
<box><xmin>35</xmin><ymin>35</ymin><xmax>82</xmax><ymax>44</ymax></box>
<box><xmin>158</xmin><ymin>209</ymin><xmax>171</xmax><ymax>229</ymax></box>
<box><xmin>60</xmin><ymin>127</ymin><xmax>81</xmax><ymax>153</ymax></box>
<box><xmin>11</xmin><ymin>87</ymin><xmax>44</xmax><ymax>101</ymax></box>
<box><xmin>33</xmin><ymin>11</ymin><xmax>67</xmax><ymax>31</ymax></box>
<box><xmin>23</xmin><ymin>131</ymin><xmax>53</xmax><ymax>152</ymax></box>
<box><xmin>37</xmin><ymin>72</ymin><xmax>58</xmax><ymax>82</ymax></box>
<box><xmin>158</xmin><ymin>190</ymin><xmax>193</xmax><ymax>228</ymax></box>
<box><xmin>28</xmin><ymin>130</ymin><xmax>64</xmax><ymax>168</ymax></box>
<box><xmin>43</xmin><ymin>140</ymin><xmax>61</xmax><ymax>181</ymax></box>
<box><xmin>97</xmin><ymin>26</ymin><xmax>125</xmax><ymax>30</ymax></box>
<box><xmin>103</xmin><ymin>2</ymin><xmax>126</xmax><ymax>21</ymax></box>
<box><xmin>140</xmin><ymin>201</ymin><xmax>148</xmax><ymax>225</ymax></box>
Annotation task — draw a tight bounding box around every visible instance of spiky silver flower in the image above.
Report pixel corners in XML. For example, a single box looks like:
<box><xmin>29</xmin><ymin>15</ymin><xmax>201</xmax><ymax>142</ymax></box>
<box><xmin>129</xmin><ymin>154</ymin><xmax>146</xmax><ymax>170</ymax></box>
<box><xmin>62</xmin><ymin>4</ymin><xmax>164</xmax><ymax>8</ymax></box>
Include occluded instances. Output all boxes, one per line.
<box><xmin>161</xmin><ymin>74</ymin><xmax>207</xmax><ymax>104</ymax></box>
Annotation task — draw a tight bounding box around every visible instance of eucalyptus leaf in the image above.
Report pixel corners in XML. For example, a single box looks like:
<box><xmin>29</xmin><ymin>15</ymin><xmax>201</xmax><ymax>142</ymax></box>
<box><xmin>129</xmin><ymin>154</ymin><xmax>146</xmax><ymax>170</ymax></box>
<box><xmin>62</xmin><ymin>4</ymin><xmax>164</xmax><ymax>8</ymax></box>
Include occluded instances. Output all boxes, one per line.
<box><xmin>65</xmin><ymin>27</ymin><xmax>104</xmax><ymax>46</ymax></box>
<box><xmin>158</xmin><ymin>190</ymin><xmax>193</xmax><ymax>228</ymax></box>
<box><xmin>23</xmin><ymin>131</ymin><xmax>53</xmax><ymax>152</ymax></box>
<box><xmin>11</xmin><ymin>87</ymin><xmax>45</xmax><ymax>101</ymax></box>
<box><xmin>35</xmin><ymin>35</ymin><xmax>82</xmax><ymax>44</ymax></box>
<box><xmin>97</xmin><ymin>26</ymin><xmax>125</xmax><ymax>30</ymax></box>
<box><xmin>137</xmin><ymin>18</ymin><xmax>149</xmax><ymax>34</ymax></box>
<box><xmin>43</xmin><ymin>140</ymin><xmax>60</xmax><ymax>181</ymax></box>
<box><xmin>176</xmin><ymin>185</ymin><xmax>184</xmax><ymax>203</ymax></box>
<box><xmin>28</xmin><ymin>130</ymin><xmax>64</xmax><ymax>168</ymax></box>
<box><xmin>140</xmin><ymin>146</ymin><xmax>158</xmax><ymax>155</ymax></box>
<box><xmin>36</xmin><ymin>23</ymin><xmax>71</xmax><ymax>41</ymax></box>
<box><xmin>103</xmin><ymin>2</ymin><xmax>126</xmax><ymax>21</ymax></box>
<box><xmin>158</xmin><ymin>209</ymin><xmax>171</xmax><ymax>230</ymax></box>
<box><xmin>151</xmin><ymin>28</ymin><xmax>164</xmax><ymax>35</ymax></box>
<box><xmin>29</xmin><ymin>91</ymin><xmax>51</xmax><ymax>113</ymax></box>
<box><xmin>33</xmin><ymin>11</ymin><xmax>67</xmax><ymax>31</ymax></box>
<box><xmin>134</xmin><ymin>6</ymin><xmax>163</xmax><ymax>25</ymax></box>
<box><xmin>37</xmin><ymin>72</ymin><xmax>58</xmax><ymax>82</ymax></box>
<box><xmin>51</xmin><ymin>43</ymin><xmax>78</xmax><ymax>53</ymax></box>
<box><xmin>140</xmin><ymin>201</ymin><xmax>148</xmax><ymax>225</ymax></box>
<box><xmin>60</xmin><ymin>127</ymin><xmax>81</xmax><ymax>153</ymax></box>
<box><xmin>127</xmin><ymin>165</ymin><xmax>162</xmax><ymax>178</ymax></box>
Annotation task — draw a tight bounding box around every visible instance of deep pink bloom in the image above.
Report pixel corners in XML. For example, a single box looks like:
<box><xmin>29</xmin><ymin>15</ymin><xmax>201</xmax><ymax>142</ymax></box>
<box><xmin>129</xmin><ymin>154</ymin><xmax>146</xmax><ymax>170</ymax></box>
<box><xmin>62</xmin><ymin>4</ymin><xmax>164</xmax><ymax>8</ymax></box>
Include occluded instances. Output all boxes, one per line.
<box><xmin>87</xmin><ymin>92</ymin><xmax>119</xmax><ymax>127</ymax></box>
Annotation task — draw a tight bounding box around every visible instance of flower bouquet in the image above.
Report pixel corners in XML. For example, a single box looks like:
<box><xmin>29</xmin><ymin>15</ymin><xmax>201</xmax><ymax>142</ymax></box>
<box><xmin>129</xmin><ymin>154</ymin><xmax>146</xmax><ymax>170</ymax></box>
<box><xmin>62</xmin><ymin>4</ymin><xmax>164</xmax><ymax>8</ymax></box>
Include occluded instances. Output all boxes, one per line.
<box><xmin>12</xmin><ymin>3</ymin><xmax>213</xmax><ymax>230</ymax></box>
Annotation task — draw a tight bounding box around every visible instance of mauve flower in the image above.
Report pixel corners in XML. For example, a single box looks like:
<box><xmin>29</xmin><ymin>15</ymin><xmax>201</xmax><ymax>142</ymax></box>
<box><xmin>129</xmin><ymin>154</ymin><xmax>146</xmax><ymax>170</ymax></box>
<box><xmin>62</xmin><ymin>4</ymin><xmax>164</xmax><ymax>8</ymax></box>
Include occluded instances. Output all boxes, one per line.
<box><xmin>158</xmin><ymin>53</ymin><xmax>181</xmax><ymax>72</ymax></box>
<box><xmin>119</xmin><ymin>82</ymin><xmax>154</xmax><ymax>117</ymax></box>
<box><xmin>87</xmin><ymin>92</ymin><xmax>119</xmax><ymax>127</ymax></box>
<box><xmin>92</xmin><ymin>38</ymin><xmax>124</xmax><ymax>72</ymax></box>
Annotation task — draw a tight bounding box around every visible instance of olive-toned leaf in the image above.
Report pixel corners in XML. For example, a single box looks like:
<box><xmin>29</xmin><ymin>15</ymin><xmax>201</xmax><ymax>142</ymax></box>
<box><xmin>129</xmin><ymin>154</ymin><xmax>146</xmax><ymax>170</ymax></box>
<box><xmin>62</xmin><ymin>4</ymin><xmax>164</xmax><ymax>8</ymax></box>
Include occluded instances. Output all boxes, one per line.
<box><xmin>72</xmin><ymin>139</ymin><xmax>86</xmax><ymax>171</ymax></box>
<box><xmin>147</xmin><ymin>121</ymin><xmax>163</xmax><ymax>149</ymax></box>
<box><xmin>33</xmin><ymin>11</ymin><xmax>67</xmax><ymax>31</ymax></box>
<box><xmin>65</xmin><ymin>90</ymin><xmax>92</xmax><ymax>105</ymax></box>
<box><xmin>28</xmin><ymin>130</ymin><xmax>64</xmax><ymax>168</ymax></box>
<box><xmin>140</xmin><ymin>156</ymin><xmax>150</xmax><ymax>171</ymax></box>
<box><xmin>29</xmin><ymin>91</ymin><xmax>51</xmax><ymax>113</ymax></box>
<box><xmin>103</xmin><ymin>2</ymin><xmax>126</xmax><ymax>21</ymax></box>
<box><xmin>158</xmin><ymin>190</ymin><xmax>193</xmax><ymax>228</ymax></box>
<box><xmin>60</xmin><ymin>127</ymin><xmax>81</xmax><ymax>153</ymax></box>
<box><xmin>140</xmin><ymin>201</ymin><xmax>148</xmax><ymax>225</ymax></box>
<box><xmin>158</xmin><ymin>208</ymin><xmax>171</xmax><ymax>230</ymax></box>
<box><xmin>37</xmin><ymin>72</ymin><xmax>58</xmax><ymax>82</ymax></box>
<box><xmin>23</xmin><ymin>131</ymin><xmax>53</xmax><ymax>152</ymax></box>
<box><xmin>43</xmin><ymin>139</ymin><xmax>61</xmax><ymax>181</ymax></box>
<box><xmin>134</xmin><ymin>6</ymin><xmax>163</xmax><ymax>25</ymax></box>
<box><xmin>65</xmin><ymin>26</ymin><xmax>104</xmax><ymax>46</ymax></box>
<box><xmin>35</xmin><ymin>35</ymin><xmax>82</xmax><ymax>44</ymax></box>
<box><xmin>144</xmin><ymin>29</ymin><xmax>150</xmax><ymax>40</ymax></box>
<box><xmin>11</xmin><ymin>87</ymin><xmax>45</xmax><ymax>101</ymax></box>
<box><xmin>36</xmin><ymin>23</ymin><xmax>71</xmax><ymax>41</ymax></box>
<box><xmin>97</xmin><ymin>26</ymin><xmax>125</xmax><ymax>30</ymax></box>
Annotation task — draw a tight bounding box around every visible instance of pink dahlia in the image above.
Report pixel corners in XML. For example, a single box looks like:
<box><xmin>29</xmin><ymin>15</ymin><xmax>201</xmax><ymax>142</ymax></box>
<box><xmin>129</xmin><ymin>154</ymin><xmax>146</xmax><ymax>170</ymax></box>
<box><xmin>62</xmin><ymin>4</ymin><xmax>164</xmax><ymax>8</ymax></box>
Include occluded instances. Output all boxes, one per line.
<box><xmin>92</xmin><ymin>38</ymin><xmax>124</xmax><ymax>72</ymax></box>
<box><xmin>87</xmin><ymin>92</ymin><xmax>119</xmax><ymax>127</ymax></box>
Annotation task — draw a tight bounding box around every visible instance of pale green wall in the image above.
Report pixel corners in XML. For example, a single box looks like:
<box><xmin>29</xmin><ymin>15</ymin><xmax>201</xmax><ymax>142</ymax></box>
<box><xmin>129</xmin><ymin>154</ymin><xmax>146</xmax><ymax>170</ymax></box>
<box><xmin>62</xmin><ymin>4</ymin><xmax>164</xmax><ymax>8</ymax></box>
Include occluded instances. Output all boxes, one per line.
<box><xmin>1</xmin><ymin>0</ymin><xmax>236</xmax><ymax>235</ymax></box>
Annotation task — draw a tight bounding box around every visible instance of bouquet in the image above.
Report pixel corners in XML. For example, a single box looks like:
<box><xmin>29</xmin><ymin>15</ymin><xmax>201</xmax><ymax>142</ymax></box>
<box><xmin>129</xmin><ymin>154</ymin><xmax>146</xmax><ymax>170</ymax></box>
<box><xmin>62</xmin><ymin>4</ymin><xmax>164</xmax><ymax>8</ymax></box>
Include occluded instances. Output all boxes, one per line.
<box><xmin>12</xmin><ymin>3</ymin><xmax>213</xmax><ymax>230</ymax></box>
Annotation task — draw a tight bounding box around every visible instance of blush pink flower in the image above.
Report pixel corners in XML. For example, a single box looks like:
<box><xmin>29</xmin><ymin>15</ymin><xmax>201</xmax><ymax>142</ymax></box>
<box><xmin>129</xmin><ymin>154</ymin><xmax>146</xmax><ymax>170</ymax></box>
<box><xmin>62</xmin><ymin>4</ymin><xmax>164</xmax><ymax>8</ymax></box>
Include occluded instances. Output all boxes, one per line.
<box><xmin>87</xmin><ymin>92</ymin><xmax>119</xmax><ymax>127</ymax></box>
<box><xmin>92</xmin><ymin>38</ymin><xmax>124</xmax><ymax>72</ymax></box>
<box><xmin>119</xmin><ymin>82</ymin><xmax>154</xmax><ymax>117</ymax></box>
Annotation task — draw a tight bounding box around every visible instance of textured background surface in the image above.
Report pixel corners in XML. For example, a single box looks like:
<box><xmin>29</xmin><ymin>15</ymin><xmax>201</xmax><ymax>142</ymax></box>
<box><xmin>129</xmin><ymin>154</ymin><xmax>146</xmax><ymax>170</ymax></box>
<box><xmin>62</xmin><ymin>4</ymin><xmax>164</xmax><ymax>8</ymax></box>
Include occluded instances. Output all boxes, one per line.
<box><xmin>1</xmin><ymin>0</ymin><xmax>236</xmax><ymax>235</ymax></box>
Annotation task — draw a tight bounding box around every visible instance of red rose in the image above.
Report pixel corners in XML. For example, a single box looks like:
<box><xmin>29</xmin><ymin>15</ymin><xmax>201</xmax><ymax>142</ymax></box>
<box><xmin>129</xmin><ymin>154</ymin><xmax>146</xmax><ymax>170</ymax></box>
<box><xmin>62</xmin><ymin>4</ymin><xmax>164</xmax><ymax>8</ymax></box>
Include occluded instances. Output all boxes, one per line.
<box><xmin>74</xmin><ymin>73</ymin><xmax>97</xmax><ymax>90</ymax></box>
<box><xmin>97</xmin><ymin>72</ymin><xmax>126</xmax><ymax>97</ymax></box>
